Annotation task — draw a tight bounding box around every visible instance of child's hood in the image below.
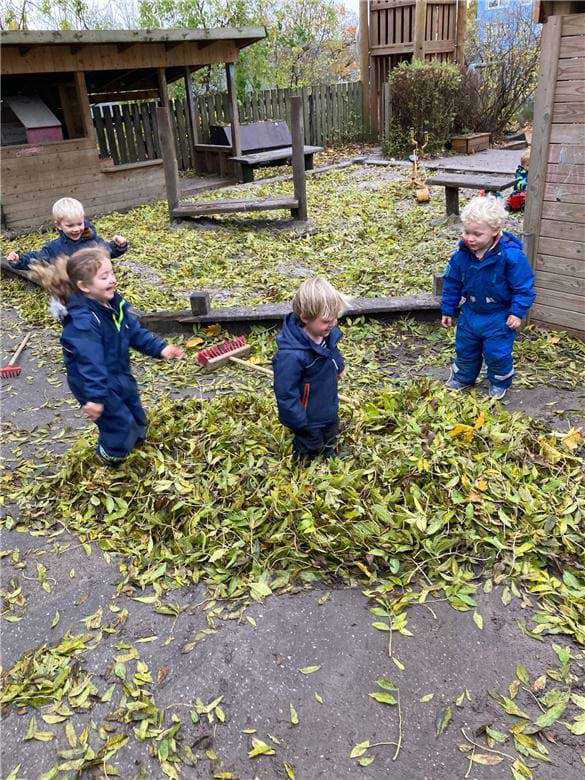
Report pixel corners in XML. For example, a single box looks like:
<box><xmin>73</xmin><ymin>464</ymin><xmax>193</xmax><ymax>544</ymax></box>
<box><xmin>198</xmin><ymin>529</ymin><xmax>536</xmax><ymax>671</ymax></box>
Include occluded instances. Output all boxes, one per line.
<box><xmin>276</xmin><ymin>312</ymin><xmax>341</xmax><ymax>354</ymax></box>
<box><xmin>457</xmin><ymin>231</ymin><xmax>524</xmax><ymax>263</ymax></box>
<box><xmin>65</xmin><ymin>291</ymin><xmax>126</xmax><ymax>328</ymax></box>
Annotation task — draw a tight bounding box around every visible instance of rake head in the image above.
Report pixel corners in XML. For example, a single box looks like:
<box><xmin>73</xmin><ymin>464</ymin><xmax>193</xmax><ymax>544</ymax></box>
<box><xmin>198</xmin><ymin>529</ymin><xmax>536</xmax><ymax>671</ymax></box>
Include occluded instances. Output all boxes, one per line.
<box><xmin>196</xmin><ymin>335</ymin><xmax>251</xmax><ymax>371</ymax></box>
<box><xmin>0</xmin><ymin>364</ymin><xmax>23</xmax><ymax>379</ymax></box>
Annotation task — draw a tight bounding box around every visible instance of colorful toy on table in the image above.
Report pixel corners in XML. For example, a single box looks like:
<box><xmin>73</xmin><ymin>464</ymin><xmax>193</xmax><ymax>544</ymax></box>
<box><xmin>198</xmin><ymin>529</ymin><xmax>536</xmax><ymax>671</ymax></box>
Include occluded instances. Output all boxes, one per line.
<box><xmin>441</xmin><ymin>195</ymin><xmax>536</xmax><ymax>401</ymax></box>
<box><xmin>32</xmin><ymin>247</ymin><xmax>184</xmax><ymax>466</ymax></box>
<box><xmin>6</xmin><ymin>197</ymin><xmax>128</xmax><ymax>271</ymax></box>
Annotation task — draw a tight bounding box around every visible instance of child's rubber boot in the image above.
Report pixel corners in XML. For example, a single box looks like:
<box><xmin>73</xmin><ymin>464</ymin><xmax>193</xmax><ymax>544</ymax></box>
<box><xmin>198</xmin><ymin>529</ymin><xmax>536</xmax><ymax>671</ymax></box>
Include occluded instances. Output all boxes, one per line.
<box><xmin>445</xmin><ymin>377</ymin><xmax>473</xmax><ymax>391</ymax></box>
<box><xmin>96</xmin><ymin>445</ymin><xmax>125</xmax><ymax>468</ymax></box>
<box><xmin>488</xmin><ymin>384</ymin><xmax>507</xmax><ymax>400</ymax></box>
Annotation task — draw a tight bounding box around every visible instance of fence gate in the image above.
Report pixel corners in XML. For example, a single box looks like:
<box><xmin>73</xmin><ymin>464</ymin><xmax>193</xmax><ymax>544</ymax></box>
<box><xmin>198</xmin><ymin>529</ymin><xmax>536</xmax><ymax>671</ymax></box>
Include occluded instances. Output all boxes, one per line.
<box><xmin>359</xmin><ymin>0</ymin><xmax>467</xmax><ymax>135</ymax></box>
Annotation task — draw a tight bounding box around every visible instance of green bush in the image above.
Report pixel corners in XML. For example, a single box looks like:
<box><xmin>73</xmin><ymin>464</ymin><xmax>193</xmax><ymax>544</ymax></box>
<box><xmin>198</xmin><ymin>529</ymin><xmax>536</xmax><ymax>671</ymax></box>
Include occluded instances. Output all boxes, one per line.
<box><xmin>382</xmin><ymin>60</ymin><xmax>462</xmax><ymax>159</ymax></box>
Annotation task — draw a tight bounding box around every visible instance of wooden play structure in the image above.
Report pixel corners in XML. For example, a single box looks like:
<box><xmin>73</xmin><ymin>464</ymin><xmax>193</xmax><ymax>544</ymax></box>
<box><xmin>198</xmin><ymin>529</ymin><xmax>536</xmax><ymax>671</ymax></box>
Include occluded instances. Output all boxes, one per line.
<box><xmin>524</xmin><ymin>1</ymin><xmax>585</xmax><ymax>337</ymax></box>
<box><xmin>358</xmin><ymin>0</ymin><xmax>467</xmax><ymax>134</ymax></box>
<box><xmin>0</xmin><ymin>27</ymin><xmax>265</xmax><ymax>232</ymax></box>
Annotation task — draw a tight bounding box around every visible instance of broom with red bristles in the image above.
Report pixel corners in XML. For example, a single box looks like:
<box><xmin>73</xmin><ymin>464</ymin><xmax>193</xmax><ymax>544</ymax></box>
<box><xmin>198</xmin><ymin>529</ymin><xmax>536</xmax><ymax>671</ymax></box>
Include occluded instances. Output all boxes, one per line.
<box><xmin>1</xmin><ymin>334</ymin><xmax>31</xmax><ymax>379</ymax></box>
<box><xmin>196</xmin><ymin>335</ymin><xmax>351</xmax><ymax>402</ymax></box>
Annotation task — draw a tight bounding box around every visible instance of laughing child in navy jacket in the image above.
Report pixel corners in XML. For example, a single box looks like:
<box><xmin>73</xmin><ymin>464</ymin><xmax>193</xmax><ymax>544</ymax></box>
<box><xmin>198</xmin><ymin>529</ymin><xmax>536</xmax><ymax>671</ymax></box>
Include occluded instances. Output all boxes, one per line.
<box><xmin>7</xmin><ymin>197</ymin><xmax>128</xmax><ymax>270</ymax></box>
<box><xmin>441</xmin><ymin>195</ymin><xmax>536</xmax><ymax>400</ymax></box>
<box><xmin>273</xmin><ymin>277</ymin><xmax>350</xmax><ymax>461</ymax></box>
<box><xmin>34</xmin><ymin>247</ymin><xmax>184</xmax><ymax>466</ymax></box>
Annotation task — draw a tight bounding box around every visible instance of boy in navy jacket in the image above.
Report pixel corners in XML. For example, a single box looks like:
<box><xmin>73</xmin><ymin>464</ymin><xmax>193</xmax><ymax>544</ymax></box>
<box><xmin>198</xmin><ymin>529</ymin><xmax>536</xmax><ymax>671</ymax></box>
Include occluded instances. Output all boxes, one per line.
<box><xmin>441</xmin><ymin>195</ymin><xmax>536</xmax><ymax>400</ymax></box>
<box><xmin>34</xmin><ymin>247</ymin><xmax>184</xmax><ymax>465</ymax></box>
<box><xmin>7</xmin><ymin>197</ymin><xmax>128</xmax><ymax>271</ymax></box>
<box><xmin>273</xmin><ymin>277</ymin><xmax>350</xmax><ymax>461</ymax></box>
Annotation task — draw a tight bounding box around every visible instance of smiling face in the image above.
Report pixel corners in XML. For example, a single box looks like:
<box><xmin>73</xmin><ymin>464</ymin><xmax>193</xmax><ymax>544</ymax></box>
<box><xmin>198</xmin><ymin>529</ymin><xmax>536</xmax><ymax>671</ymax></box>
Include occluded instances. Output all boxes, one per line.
<box><xmin>462</xmin><ymin>220</ymin><xmax>500</xmax><ymax>257</ymax></box>
<box><xmin>302</xmin><ymin>314</ymin><xmax>338</xmax><ymax>342</ymax></box>
<box><xmin>77</xmin><ymin>258</ymin><xmax>117</xmax><ymax>304</ymax></box>
<box><xmin>57</xmin><ymin>214</ymin><xmax>86</xmax><ymax>241</ymax></box>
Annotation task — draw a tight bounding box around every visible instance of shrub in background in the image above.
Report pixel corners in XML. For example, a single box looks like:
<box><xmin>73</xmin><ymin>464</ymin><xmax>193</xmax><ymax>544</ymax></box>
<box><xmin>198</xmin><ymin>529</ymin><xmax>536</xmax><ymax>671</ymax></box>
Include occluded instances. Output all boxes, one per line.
<box><xmin>382</xmin><ymin>60</ymin><xmax>462</xmax><ymax>159</ymax></box>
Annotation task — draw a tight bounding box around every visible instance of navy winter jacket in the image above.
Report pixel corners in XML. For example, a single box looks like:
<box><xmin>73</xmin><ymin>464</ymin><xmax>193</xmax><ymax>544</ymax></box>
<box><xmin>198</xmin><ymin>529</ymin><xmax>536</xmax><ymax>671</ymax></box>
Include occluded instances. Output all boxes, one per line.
<box><xmin>12</xmin><ymin>220</ymin><xmax>128</xmax><ymax>271</ymax></box>
<box><xmin>272</xmin><ymin>313</ymin><xmax>345</xmax><ymax>431</ymax></box>
<box><xmin>441</xmin><ymin>231</ymin><xmax>536</xmax><ymax>319</ymax></box>
<box><xmin>61</xmin><ymin>292</ymin><xmax>166</xmax><ymax>405</ymax></box>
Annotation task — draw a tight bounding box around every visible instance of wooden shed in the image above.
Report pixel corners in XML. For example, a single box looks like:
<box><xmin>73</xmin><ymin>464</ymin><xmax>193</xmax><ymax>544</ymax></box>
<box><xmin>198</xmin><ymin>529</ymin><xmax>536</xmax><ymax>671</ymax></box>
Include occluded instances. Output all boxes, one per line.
<box><xmin>524</xmin><ymin>1</ymin><xmax>585</xmax><ymax>338</ymax></box>
<box><xmin>358</xmin><ymin>0</ymin><xmax>467</xmax><ymax>134</ymax></box>
<box><xmin>0</xmin><ymin>27</ymin><xmax>265</xmax><ymax>232</ymax></box>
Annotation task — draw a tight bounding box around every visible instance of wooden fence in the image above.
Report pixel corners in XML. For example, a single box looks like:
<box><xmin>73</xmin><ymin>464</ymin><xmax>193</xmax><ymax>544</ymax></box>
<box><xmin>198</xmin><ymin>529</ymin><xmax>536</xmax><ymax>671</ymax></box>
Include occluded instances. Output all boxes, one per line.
<box><xmin>92</xmin><ymin>81</ymin><xmax>365</xmax><ymax>170</ymax></box>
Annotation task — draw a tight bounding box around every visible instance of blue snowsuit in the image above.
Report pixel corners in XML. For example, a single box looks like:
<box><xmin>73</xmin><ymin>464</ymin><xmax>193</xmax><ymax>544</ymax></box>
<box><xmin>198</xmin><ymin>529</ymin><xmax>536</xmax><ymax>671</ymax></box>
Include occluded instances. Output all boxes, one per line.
<box><xmin>441</xmin><ymin>232</ymin><xmax>536</xmax><ymax>389</ymax></box>
<box><xmin>11</xmin><ymin>220</ymin><xmax>128</xmax><ymax>271</ymax></box>
<box><xmin>273</xmin><ymin>313</ymin><xmax>345</xmax><ymax>458</ymax></box>
<box><xmin>61</xmin><ymin>292</ymin><xmax>167</xmax><ymax>461</ymax></box>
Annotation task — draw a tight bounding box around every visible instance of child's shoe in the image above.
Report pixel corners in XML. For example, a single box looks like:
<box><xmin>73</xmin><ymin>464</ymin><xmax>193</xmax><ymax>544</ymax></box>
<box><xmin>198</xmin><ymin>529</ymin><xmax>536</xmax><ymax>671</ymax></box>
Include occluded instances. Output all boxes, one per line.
<box><xmin>96</xmin><ymin>445</ymin><xmax>125</xmax><ymax>468</ymax></box>
<box><xmin>445</xmin><ymin>377</ymin><xmax>473</xmax><ymax>391</ymax></box>
<box><xmin>488</xmin><ymin>384</ymin><xmax>507</xmax><ymax>400</ymax></box>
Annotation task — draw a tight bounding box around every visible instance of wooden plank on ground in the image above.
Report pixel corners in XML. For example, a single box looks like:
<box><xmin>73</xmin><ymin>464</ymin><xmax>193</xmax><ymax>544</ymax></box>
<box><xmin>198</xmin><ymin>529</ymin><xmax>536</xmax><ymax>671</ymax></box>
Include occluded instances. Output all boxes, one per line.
<box><xmin>538</xmin><ymin>236</ymin><xmax>584</xmax><ymax>260</ymax></box>
<box><xmin>173</xmin><ymin>196</ymin><xmax>299</xmax><ymax>217</ymax></box>
<box><xmin>535</xmin><ymin>270</ymin><xmax>585</xmax><ymax>295</ymax></box>
<box><xmin>540</xmin><ymin>219</ymin><xmax>585</xmax><ymax>241</ymax></box>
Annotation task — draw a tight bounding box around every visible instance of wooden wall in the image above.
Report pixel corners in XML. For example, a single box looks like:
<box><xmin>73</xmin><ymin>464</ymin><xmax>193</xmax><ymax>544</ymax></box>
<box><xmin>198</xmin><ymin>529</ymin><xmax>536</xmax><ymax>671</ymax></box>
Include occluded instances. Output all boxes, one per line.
<box><xmin>362</xmin><ymin>0</ymin><xmax>465</xmax><ymax>134</ymax></box>
<box><xmin>2</xmin><ymin>138</ymin><xmax>165</xmax><ymax>232</ymax></box>
<box><xmin>524</xmin><ymin>13</ymin><xmax>585</xmax><ymax>337</ymax></box>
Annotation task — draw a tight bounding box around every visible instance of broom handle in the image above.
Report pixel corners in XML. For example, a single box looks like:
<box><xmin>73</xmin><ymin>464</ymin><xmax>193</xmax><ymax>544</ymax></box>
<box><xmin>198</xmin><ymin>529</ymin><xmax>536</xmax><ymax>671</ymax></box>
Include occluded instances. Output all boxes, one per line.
<box><xmin>228</xmin><ymin>355</ymin><xmax>352</xmax><ymax>404</ymax></box>
<box><xmin>8</xmin><ymin>334</ymin><xmax>31</xmax><ymax>366</ymax></box>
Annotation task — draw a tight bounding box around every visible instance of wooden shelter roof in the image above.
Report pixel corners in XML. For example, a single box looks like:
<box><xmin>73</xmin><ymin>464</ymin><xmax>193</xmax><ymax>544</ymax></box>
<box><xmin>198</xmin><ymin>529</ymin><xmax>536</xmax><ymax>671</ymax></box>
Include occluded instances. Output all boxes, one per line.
<box><xmin>1</xmin><ymin>27</ymin><xmax>266</xmax><ymax>101</ymax></box>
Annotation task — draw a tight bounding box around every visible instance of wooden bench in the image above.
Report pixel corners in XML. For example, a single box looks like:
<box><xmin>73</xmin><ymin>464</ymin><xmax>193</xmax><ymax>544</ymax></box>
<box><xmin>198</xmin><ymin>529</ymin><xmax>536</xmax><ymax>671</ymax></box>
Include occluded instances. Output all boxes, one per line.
<box><xmin>194</xmin><ymin>121</ymin><xmax>322</xmax><ymax>183</ymax></box>
<box><xmin>427</xmin><ymin>173</ymin><xmax>516</xmax><ymax>215</ymax></box>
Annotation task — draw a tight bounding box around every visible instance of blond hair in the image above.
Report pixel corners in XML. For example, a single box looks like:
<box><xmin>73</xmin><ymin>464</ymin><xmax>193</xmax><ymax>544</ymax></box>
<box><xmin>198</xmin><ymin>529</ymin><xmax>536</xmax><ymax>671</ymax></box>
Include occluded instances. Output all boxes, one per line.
<box><xmin>52</xmin><ymin>197</ymin><xmax>85</xmax><ymax>222</ymax></box>
<box><xmin>460</xmin><ymin>195</ymin><xmax>508</xmax><ymax>232</ymax></box>
<box><xmin>292</xmin><ymin>276</ymin><xmax>351</xmax><ymax>321</ymax></box>
<box><xmin>32</xmin><ymin>247</ymin><xmax>110</xmax><ymax>303</ymax></box>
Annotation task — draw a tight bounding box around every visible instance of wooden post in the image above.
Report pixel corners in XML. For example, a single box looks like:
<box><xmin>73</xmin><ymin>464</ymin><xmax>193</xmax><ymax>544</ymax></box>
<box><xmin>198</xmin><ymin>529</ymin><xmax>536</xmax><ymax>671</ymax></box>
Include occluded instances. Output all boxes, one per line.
<box><xmin>225</xmin><ymin>62</ymin><xmax>242</xmax><ymax>156</ymax></box>
<box><xmin>291</xmin><ymin>95</ymin><xmax>307</xmax><ymax>222</ymax></box>
<box><xmin>184</xmin><ymin>66</ymin><xmax>200</xmax><ymax>168</ymax></box>
<box><xmin>74</xmin><ymin>71</ymin><xmax>96</xmax><ymax>142</ymax></box>
<box><xmin>156</xmin><ymin>68</ymin><xmax>180</xmax><ymax>216</ymax></box>
<box><xmin>359</xmin><ymin>0</ymin><xmax>371</xmax><ymax>135</ymax></box>
<box><xmin>414</xmin><ymin>0</ymin><xmax>428</xmax><ymax>62</ymax></box>
<box><xmin>383</xmin><ymin>81</ymin><xmax>391</xmax><ymax>140</ymax></box>
<box><xmin>523</xmin><ymin>15</ymin><xmax>562</xmax><ymax>272</ymax></box>
<box><xmin>455</xmin><ymin>0</ymin><xmax>467</xmax><ymax>66</ymax></box>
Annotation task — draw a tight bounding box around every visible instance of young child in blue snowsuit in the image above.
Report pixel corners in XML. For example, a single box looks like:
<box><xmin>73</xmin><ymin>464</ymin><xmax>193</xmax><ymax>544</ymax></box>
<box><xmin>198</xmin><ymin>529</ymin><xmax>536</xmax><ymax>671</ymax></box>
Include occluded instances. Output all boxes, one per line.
<box><xmin>273</xmin><ymin>277</ymin><xmax>350</xmax><ymax>461</ymax></box>
<box><xmin>34</xmin><ymin>247</ymin><xmax>184</xmax><ymax>465</ymax></box>
<box><xmin>7</xmin><ymin>197</ymin><xmax>128</xmax><ymax>271</ymax></box>
<box><xmin>441</xmin><ymin>195</ymin><xmax>536</xmax><ymax>400</ymax></box>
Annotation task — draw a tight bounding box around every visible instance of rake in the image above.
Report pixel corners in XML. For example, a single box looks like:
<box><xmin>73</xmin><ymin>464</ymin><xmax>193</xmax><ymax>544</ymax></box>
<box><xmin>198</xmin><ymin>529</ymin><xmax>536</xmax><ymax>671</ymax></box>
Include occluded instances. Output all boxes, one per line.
<box><xmin>1</xmin><ymin>333</ymin><xmax>31</xmax><ymax>379</ymax></box>
<box><xmin>196</xmin><ymin>335</ymin><xmax>351</xmax><ymax>402</ymax></box>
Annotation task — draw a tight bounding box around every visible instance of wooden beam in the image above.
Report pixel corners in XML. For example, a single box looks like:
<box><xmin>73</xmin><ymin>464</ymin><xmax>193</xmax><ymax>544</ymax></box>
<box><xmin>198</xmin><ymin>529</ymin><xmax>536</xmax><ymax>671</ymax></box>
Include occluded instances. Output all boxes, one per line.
<box><xmin>74</xmin><ymin>71</ymin><xmax>96</xmax><ymax>142</ymax></box>
<box><xmin>524</xmin><ymin>15</ymin><xmax>562</xmax><ymax>277</ymax></box>
<box><xmin>184</xmin><ymin>66</ymin><xmax>200</xmax><ymax>166</ymax></box>
<box><xmin>359</xmin><ymin>0</ymin><xmax>371</xmax><ymax>135</ymax></box>
<box><xmin>414</xmin><ymin>0</ymin><xmax>428</xmax><ymax>61</ymax></box>
<box><xmin>455</xmin><ymin>0</ymin><xmax>467</xmax><ymax>65</ymax></box>
<box><xmin>291</xmin><ymin>95</ymin><xmax>308</xmax><ymax>222</ymax></box>
<box><xmin>116</xmin><ymin>42</ymin><xmax>136</xmax><ymax>53</ymax></box>
<box><xmin>58</xmin><ymin>82</ymin><xmax>82</xmax><ymax>139</ymax></box>
<box><xmin>157</xmin><ymin>67</ymin><xmax>169</xmax><ymax>106</ymax></box>
<box><xmin>156</xmin><ymin>104</ymin><xmax>180</xmax><ymax>216</ymax></box>
<box><xmin>225</xmin><ymin>62</ymin><xmax>242</xmax><ymax>156</ymax></box>
<box><xmin>88</xmin><ymin>89</ymin><xmax>159</xmax><ymax>104</ymax></box>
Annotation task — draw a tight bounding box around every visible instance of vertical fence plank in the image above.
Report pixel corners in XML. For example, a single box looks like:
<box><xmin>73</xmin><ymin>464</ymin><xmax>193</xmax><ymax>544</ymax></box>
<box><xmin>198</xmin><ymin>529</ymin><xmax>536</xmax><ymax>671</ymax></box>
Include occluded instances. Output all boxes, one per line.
<box><xmin>92</xmin><ymin>106</ymin><xmax>108</xmax><ymax>159</ymax></box>
<box><xmin>111</xmin><ymin>105</ymin><xmax>128</xmax><ymax>164</ymax></box>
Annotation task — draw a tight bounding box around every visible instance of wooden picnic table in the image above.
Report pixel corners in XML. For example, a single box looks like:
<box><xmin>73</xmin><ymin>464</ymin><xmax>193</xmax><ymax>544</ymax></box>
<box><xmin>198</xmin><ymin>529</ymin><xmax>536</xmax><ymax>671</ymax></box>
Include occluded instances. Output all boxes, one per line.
<box><xmin>427</xmin><ymin>172</ymin><xmax>516</xmax><ymax>215</ymax></box>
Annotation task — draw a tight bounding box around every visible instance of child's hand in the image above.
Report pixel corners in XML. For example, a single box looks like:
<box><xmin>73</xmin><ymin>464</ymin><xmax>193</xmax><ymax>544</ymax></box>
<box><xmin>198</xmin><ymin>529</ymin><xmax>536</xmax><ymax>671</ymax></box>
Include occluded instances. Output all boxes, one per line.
<box><xmin>441</xmin><ymin>315</ymin><xmax>453</xmax><ymax>328</ymax></box>
<box><xmin>83</xmin><ymin>402</ymin><xmax>104</xmax><ymax>421</ymax></box>
<box><xmin>506</xmin><ymin>315</ymin><xmax>522</xmax><ymax>330</ymax></box>
<box><xmin>161</xmin><ymin>345</ymin><xmax>185</xmax><ymax>360</ymax></box>
<box><xmin>112</xmin><ymin>235</ymin><xmax>127</xmax><ymax>246</ymax></box>
<box><xmin>6</xmin><ymin>251</ymin><xmax>19</xmax><ymax>264</ymax></box>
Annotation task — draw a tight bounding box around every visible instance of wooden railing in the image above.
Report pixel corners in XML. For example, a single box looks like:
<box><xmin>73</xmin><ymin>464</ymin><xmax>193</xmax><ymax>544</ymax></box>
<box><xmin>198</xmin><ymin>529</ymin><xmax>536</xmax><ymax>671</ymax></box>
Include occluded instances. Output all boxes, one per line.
<box><xmin>92</xmin><ymin>81</ymin><xmax>365</xmax><ymax>170</ymax></box>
